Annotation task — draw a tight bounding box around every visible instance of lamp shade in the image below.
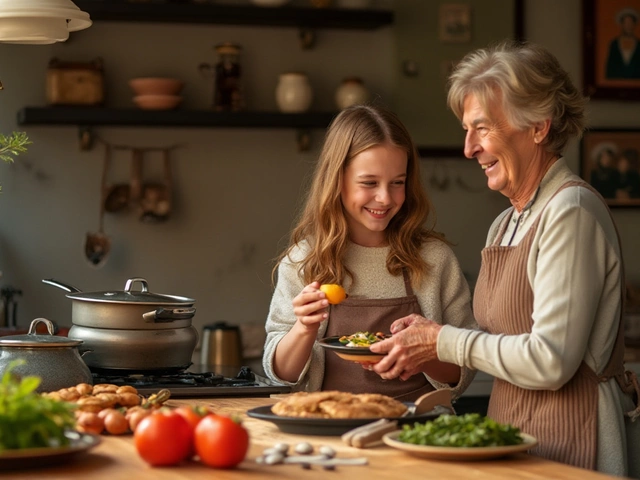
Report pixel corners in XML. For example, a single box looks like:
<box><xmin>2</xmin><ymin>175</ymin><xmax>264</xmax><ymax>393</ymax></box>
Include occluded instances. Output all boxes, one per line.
<box><xmin>0</xmin><ymin>0</ymin><xmax>91</xmax><ymax>44</ymax></box>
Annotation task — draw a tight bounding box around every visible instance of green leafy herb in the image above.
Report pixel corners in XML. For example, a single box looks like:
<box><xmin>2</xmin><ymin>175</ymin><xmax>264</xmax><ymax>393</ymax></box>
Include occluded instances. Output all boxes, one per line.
<box><xmin>0</xmin><ymin>360</ymin><xmax>76</xmax><ymax>451</ymax></box>
<box><xmin>0</xmin><ymin>132</ymin><xmax>30</xmax><ymax>164</ymax></box>
<box><xmin>398</xmin><ymin>413</ymin><xmax>523</xmax><ymax>448</ymax></box>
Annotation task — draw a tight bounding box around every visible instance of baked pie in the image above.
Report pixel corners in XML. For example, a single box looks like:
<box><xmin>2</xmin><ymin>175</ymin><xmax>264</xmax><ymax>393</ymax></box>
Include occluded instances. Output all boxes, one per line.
<box><xmin>271</xmin><ymin>391</ymin><xmax>407</xmax><ymax>419</ymax></box>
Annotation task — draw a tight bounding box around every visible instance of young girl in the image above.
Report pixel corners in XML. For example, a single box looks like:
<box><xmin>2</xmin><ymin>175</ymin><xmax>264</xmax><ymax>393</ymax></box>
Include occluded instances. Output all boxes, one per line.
<box><xmin>262</xmin><ymin>104</ymin><xmax>476</xmax><ymax>401</ymax></box>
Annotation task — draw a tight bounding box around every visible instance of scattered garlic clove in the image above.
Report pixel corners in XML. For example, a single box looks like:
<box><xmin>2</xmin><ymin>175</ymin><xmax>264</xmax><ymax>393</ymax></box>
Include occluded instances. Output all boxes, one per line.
<box><xmin>264</xmin><ymin>452</ymin><xmax>286</xmax><ymax>465</ymax></box>
<box><xmin>319</xmin><ymin>445</ymin><xmax>336</xmax><ymax>458</ymax></box>
<box><xmin>274</xmin><ymin>442</ymin><xmax>290</xmax><ymax>453</ymax></box>
<box><xmin>294</xmin><ymin>442</ymin><xmax>314</xmax><ymax>454</ymax></box>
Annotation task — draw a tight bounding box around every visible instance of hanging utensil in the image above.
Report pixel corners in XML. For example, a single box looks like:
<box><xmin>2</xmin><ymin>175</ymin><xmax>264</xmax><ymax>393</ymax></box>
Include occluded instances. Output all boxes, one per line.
<box><xmin>140</xmin><ymin>147</ymin><xmax>173</xmax><ymax>223</ymax></box>
<box><xmin>84</xmin><ymin>144</ymin><xmax>112</xmax><ymax>267</ymax></box>
<box><xmin>103</xmin><ymin>146</ymin><xmax>130</xmax><ymax>213</ymax></box>
<box><xmin>130</xmin><ymin>147</ymin><xmax>144</xmax><ymax>203</ymax></box>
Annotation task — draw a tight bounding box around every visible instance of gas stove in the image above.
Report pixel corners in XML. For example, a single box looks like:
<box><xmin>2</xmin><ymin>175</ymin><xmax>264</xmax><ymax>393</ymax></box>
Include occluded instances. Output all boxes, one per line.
<box><xmin>91</xmin><ymin>366</ymin><xmax>291</xmax><ymax>398</ymax></box>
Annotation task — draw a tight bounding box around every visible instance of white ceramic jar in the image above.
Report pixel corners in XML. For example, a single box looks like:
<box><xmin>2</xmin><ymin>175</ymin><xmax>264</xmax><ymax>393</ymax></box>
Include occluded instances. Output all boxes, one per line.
<box><xmin>276</xmin><ymin>72</ymin><xmax>313</xmax><ymax>113</ymax></box>
<box><xmin>335</xmin><ymin>77</ymin><xmax>370</xmax><ymax>110</ymax></box>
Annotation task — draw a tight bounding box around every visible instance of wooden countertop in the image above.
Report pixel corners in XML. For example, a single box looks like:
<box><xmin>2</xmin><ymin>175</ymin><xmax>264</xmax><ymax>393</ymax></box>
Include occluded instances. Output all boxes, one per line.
<box><xmin>6</xmin><ymin>396</ymin><xmax>623</xmax><ymax>480</ymax></box>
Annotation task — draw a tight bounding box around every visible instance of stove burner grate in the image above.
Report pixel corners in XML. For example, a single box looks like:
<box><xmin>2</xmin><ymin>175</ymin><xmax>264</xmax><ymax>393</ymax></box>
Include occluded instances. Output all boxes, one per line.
<box><xmin>91</xmin><ymin>366</ymin><xmax>259</xmax><ymax>389</ymax></box>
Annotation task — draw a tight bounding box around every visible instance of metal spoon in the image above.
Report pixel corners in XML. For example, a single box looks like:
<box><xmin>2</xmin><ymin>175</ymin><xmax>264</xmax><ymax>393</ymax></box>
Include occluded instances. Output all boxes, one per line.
<box><xmin>140</xmin><ymin>148</ymin><xmax>172</xmax><ymax>223</ymax></box>
<box><xmin>85</xmin><ymin>144</ymin><xmax>112</xmax><ymax>267</ymax></box>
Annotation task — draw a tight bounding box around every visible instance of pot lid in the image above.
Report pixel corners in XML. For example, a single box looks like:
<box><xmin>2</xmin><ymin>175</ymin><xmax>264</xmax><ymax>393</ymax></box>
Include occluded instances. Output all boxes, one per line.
<box><xmin>64</xmin><ymin>278</ymin><xmax>195</xmax><ymax>305</ymax></box>
<box><xmin>0</xmin><ymin>318</ymin><xmax>83</xmax><ymax>348</ymax></box>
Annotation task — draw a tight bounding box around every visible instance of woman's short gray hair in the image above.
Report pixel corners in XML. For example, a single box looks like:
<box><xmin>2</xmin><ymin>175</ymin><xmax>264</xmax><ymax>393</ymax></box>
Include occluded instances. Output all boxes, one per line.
<box><xmin>447</xmin><ymin>40</ymin><xmax>587</xmax><ymax>155</ymax></box>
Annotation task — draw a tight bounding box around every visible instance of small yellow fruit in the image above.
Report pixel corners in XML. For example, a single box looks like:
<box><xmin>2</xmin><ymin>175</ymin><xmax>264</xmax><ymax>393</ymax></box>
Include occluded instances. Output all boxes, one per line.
<box><xmin>320</xmin><ymin>284</ymin><xmax>346</xmax><ymax>305</ymax></box>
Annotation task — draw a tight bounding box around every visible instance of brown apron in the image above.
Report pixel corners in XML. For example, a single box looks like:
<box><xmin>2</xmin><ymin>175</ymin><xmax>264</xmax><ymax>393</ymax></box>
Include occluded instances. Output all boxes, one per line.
<box><xmin>473</xmin><ymin>180</ymin><xmax>640</xmax><ymax>470</ymax></box>
<box><xmin>322</xmin><ymin>270</ymin><xmax>434</xmax><ymax>402</ymax></box>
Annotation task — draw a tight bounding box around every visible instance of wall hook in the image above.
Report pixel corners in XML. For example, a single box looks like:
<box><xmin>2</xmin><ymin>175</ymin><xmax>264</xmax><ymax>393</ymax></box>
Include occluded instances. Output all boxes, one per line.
<box><xmin>78</xmin><ymin>126</ymin><xmax>94</xmax><ymax>151</ymax></box>
<box><xmin>298</xmin><ymin>28</ymin><xmax>316</xmax><ymax>49</ymax></box>
<box><xmin>297</xmin><ymin>130</ymin><xmax>311</xmax><ymax>152</ymax></box>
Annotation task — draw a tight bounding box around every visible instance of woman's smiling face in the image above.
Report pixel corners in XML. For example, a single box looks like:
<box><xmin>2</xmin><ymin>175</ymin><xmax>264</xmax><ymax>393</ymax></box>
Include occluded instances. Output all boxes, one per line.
<box><xmin>340</xmin><ymin>143</ymin><xmax>407</xmax><ymax>247</ymax></box>
<box><xmin>462</xmin><ymin>93</ymin><xmax>538</xmax><ymax>206</ymax></box>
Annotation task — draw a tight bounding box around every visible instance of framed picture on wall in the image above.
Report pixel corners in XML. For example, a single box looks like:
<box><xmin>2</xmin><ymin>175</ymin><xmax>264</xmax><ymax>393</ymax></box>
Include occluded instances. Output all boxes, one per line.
<box><xmin>583</xmin><ymin>0</ymin><xmax>640</xmax><ymax>100</ymax></box>
<box><xmin>581</xmin><ymin>129</ymin><xmax>640</xmax><ymax>206</ymax></box>
<box><xmin>439</xmin><ymin>4</ymin><xmax>472</xmax><ymax>43</ymax></box>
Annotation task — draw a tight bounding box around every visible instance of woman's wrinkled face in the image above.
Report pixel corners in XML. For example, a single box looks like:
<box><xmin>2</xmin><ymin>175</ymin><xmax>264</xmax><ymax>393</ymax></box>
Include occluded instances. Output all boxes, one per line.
<box><xmin>462</xmin><ymin>93</ymin><xmax>537</xmax><ymax>201</ymax></box>
<box><xmin>341</xmin><ymin>143</ymin><xmax>407</xmax><ymax>247</ymax></box>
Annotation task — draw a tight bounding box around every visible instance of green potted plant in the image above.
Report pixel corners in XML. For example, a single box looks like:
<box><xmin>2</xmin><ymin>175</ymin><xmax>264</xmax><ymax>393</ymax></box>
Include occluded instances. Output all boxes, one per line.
<box><xmin>0</xmin><ymin>132</ymin><xmax>30</xmax><ymax>190</ymax></box>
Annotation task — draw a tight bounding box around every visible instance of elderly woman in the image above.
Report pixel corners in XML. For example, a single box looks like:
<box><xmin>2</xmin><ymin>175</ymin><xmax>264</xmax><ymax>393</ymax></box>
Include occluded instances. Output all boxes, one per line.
<box><xmin>370</xmin><ymin>41</ymin><xmax>640</xmax><ymax>477</ymax></box>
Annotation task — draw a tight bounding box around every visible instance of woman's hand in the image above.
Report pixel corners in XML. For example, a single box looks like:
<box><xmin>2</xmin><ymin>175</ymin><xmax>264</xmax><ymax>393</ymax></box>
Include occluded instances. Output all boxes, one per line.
<box><xmin>292</xmin><ymin>281</ymin><xmax>329</xmax><ymax>333</ymax></box>
<box><xmin>368</xmin><ymin>314</ymin><xmax>442</xmax><ymax>381</ymax></box>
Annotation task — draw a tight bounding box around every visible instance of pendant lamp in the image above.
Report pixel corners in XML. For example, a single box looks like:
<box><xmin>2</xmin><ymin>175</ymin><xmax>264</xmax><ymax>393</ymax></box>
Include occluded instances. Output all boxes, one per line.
<box><xmin>0</xmin><ymin>0</ymin><xmax>91</xmax><ymax>44</ymax></box>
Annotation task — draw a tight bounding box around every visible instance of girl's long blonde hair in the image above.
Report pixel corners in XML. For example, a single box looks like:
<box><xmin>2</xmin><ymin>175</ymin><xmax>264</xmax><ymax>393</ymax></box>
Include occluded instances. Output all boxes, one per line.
<box><xmin>274</xmin><ymin>104</ymin><xmax>445</xmax><ymax>288</ymax></box>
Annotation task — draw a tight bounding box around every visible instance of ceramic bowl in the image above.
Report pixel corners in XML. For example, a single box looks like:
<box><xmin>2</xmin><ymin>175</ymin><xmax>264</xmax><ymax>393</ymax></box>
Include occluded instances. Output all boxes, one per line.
<box><xmin>251</xmin><ymin>0</ymin><xmax>291</xmax><ymax>6</ymax></box>
<box><xmin>133</xmin><ymin>94</ymin><xmax>182</xmax><ymax>110</ymax></box>
<box><xmin>129</xmin><ymin>77</ymin><xmax>184</xmax><ymax>96</ymax></box>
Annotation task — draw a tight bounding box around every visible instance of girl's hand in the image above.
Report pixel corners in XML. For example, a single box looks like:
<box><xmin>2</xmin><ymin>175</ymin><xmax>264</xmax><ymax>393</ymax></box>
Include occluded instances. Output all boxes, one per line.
<box><xmin>369</xmin><ymin>314</ymin><xmax>442</xmax><ymax>380</ymax></box>
<box><xmin>292</xmin><ymin>281</ymin><xmax>329</xmax><ymax>331</ymax></box>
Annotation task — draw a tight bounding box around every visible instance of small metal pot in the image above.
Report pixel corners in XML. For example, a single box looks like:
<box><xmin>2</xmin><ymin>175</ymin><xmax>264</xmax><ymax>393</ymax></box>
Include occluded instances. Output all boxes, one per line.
<box><xmin>0</xmin><ymin>318</ymin><xmax>93</xmax><ymax>392</ymax></box>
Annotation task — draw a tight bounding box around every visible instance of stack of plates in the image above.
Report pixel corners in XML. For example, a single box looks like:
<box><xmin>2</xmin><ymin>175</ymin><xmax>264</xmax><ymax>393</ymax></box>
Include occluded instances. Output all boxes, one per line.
<box><xmin>129</xmin><ymin>77</ymin><xmax>184</xmax><ymax>110</ymax></box>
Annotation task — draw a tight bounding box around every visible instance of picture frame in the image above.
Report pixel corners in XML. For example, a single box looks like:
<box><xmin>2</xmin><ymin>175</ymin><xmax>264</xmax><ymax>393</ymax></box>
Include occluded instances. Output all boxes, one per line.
<box><xmin>438</xmin><ymin>4</ymin><xmax>472</xmax><ymax>44</ymax></box>
<box><xmin>394</xmin><ymin>0</ymin><xmax>524</xmax><ymax>158</ymax></box>
<box><xmin>582</xmin><ymin>0</ymin><xmax>640</xmax><ymax>100</ymax></box>
<box><xmin>580</xmin><ymin>129</ymin><xmax>640</xmax><ymax>207</ymax></box>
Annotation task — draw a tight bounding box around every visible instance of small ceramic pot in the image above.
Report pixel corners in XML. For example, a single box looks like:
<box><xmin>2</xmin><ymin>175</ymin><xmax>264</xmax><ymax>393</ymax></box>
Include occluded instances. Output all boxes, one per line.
<box><xmin>251</xmin><ymin>0</ymin><xmax>290</xmax><ymax>6</ymax></box>
<box><xmin>0</xmin><ymin>318</ymin><xmax>92</xmax><ymax>392</ymax></box>
<box><xmin>276</xmin><ymin>72</ymin><xmax>313</xmax><ymax>113</ymax></box>
<box><xmin>335</xmin><ymin>77</ymin><xmax>371</xmax><ymax>110</ymax></box>
<box><xmin>335</xmin><ymin>0</ymin><xmax>372</xmax><ymax>8</ymax></box>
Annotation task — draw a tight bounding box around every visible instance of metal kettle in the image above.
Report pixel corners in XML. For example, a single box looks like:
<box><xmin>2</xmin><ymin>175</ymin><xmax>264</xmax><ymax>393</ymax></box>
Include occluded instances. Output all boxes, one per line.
<box><xmin>200</xmin><ymin>322</ymin><xmax>243</xmax><ymax>367</ymax></box>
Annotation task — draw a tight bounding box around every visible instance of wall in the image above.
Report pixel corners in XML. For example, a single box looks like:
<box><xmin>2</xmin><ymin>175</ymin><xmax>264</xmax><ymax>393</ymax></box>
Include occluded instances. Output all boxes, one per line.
<box><xmin>0</xmin><ymin>4</ymin><xmax>395</xmax><ymax>341</ymax></box>
<box><xmin>0</xmin><ymin>1</ymin><xmax>639</xmax><ymax>354</ymax></box>
<box><xmin>526</xmin><ymin>0</ymin><xmax>640</xmax><ymax>282</ymax></box>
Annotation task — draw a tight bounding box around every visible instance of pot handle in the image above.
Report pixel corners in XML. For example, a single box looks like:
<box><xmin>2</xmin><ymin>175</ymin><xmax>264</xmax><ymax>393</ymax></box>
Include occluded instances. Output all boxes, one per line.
<box><xmin>28</xmin><ymin>318</ymin><xmax>58</xmax><ymax>336</ymax></box>
<box><xmin>124</xmin><ymin>277</ymin><xmax>149</xmax><ymax>293</ymax></box>
<box><xmin>42</xmin><ymin>278</ymin><xmax>82</xmax><ymax>293</ymax></box>
<box><xmin>142</xmin><ymin>307</ymin><xmax>196</xmax><ymax>323</ymax></box>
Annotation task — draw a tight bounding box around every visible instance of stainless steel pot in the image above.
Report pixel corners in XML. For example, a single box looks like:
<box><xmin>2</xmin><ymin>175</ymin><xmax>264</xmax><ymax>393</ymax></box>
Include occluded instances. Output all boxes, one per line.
<box><xmin>68</xmin><ymin>324</ymin><xmax>197</xmax><ymax>372</ymax></box>
<box><xmin>43</xmin><ymin>277</ymin><xmax>198</xmax><ymax>372</ymax></box>
<box><xmin>42</xmin><ymin>277</ymin><xmax>196</xmax><ymax>329</ymax></box>
<box><xmin>0</xmin><ymin>318</ymin><xmax>93</xmax><ymax>392</ymax></box>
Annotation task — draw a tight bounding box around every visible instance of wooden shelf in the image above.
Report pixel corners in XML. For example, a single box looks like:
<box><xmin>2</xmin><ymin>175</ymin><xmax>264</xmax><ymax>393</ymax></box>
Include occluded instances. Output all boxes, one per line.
<box><xmin>74</xmin><ymin>1</ymin><xmax>394</xmax><ymax>29</ymax></box>
<box><xmin>17</xmin><ymin>107</ymin><xmax>338</xmax><ymax>129</ymax></box>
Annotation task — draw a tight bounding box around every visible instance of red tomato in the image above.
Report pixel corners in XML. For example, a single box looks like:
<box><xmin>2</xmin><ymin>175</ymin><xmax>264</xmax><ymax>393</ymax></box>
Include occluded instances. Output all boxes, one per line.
<box><xmin>174</xmin><ymin>405</ymin><xmax>211</xmax><ymax>456</ymax></box>
<box><xmin>175</xmin><ymin>405</ymin><xmax>210</xmax><ymax>433</ymax></box>
<box><xmin>134</xmin><ymin>410</ymin><xmax>192</xmax><ymax>467</ymax></box>
<box><xmin>194</xmin><ymin>414</ymin><xmax>249</xmax><ymax>469</ymax></box>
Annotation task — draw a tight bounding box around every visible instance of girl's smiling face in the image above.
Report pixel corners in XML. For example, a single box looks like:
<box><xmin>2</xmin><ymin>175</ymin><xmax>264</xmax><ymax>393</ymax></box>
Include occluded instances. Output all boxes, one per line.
<box><xmin>340</xmin><ymin>143</ymin><xmax>407</xmax><ymax>247</ymax></box>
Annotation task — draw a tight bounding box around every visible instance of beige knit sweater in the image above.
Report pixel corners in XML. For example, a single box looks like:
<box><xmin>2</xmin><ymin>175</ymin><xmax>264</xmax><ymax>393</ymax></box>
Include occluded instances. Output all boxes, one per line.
<box><xmin>263</xmin><ymin>238</ymin><xmax>478</xmax><ymax>399</ymax></box>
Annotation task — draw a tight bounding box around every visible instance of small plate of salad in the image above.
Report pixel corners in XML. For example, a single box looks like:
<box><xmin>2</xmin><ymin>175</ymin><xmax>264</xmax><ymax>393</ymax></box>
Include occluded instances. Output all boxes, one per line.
<box><xmin>319</xmin><ymin>332</ymin><xmax>390</xmax><ymax>364</ymax></box>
